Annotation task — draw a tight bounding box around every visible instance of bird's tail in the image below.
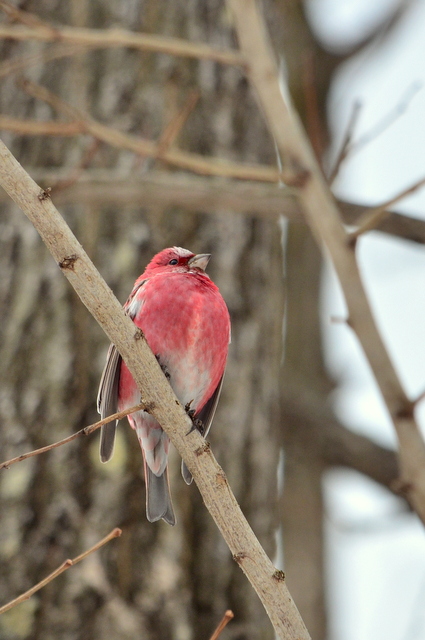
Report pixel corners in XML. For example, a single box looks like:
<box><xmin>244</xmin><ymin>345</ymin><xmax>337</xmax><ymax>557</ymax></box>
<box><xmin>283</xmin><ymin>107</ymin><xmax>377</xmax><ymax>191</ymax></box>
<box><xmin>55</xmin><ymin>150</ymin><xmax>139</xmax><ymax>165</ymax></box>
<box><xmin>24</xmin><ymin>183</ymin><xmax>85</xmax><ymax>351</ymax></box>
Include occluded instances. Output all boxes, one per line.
<box><xmin>145</xmin><ymin>462</ymin><xmax>176</xmax><ymax>525</ymax></box>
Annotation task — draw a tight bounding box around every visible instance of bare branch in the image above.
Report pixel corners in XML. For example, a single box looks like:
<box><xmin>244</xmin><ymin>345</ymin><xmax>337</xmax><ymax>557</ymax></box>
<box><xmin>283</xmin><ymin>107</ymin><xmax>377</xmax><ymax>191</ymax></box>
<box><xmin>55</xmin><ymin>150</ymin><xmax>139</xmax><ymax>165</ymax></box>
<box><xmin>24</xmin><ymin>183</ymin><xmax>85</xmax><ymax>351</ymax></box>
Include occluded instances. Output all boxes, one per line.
<box><xmin>0</xmin><ymin>138</ymin><xmax>308</xmax><ymax>640</ymax></box>
<box><xmin>0</xmin><ymin>403</ymin><xmax>145</xmax><ymax>471</ymax></box>
<box><xmin>227</xmin><ymin>0</ymin><xmax>425</xmax><ymax>524</ymax></box>
<box><xmin>0</xmin><ymin>43</ymin><xmax>86</xmax><ymax>79</ymax></box>
<box><xmin>348</xmin><ymin>175</ymin><xmax>425</xmax><ymax>242</ymax></box>
<box><xmin>330</xmin><ymin>83</ymin><xmax>422</xmax><ymax>182</ymax></box>
<box><xmin>209</xmin><ymin>610</ymin><xmax>235</xmax><ymax>640</ymax></box>
<box><xmin>0</xmin><ymin>115</ymin><xmax>84</xmax><ymax>135</ymax></box>
<box><xmin>156</xmin><ymin>89</ymin><xmax>200</xmax><ymax>158</ymax></box>
<box><xmin>0</xmin><ymin>98</ymin><xmax>280</xmax><ymax>182</ymax></box>
<box><xmin>352</xmin><ymin>81</ymin><xmax>422</xmax><ymax>156</ymax></box>
<box><xmin>0</xmin><ymin>528</ymin><xmax>121</xmax><ymax>615</ymax></box>
<box><xmin>328</xmin><ymin>100</ymin><xmax>362</xmax><ymax>184</ymax></box>
<box><xmin>0</xmin><ymin>22</ymin><xmax>245</xmax><ymax>67</ymax></box>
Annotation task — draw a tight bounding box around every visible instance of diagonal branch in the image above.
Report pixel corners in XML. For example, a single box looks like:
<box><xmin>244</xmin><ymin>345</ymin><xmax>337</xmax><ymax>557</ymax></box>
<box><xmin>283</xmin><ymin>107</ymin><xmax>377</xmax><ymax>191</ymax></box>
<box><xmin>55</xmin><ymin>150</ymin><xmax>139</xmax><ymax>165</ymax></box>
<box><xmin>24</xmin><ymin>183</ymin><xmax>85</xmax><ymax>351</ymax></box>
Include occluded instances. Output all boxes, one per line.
<box><xmin>0</xmin><ymin>527</ymin><xmax>121</xmax><ymax>615</ymax></box>
<box><xmin>0</xmin><ymin>138</ymin><xmax>309</xmax><ymax>640</ymax></box>
<box><xmin>227</xmin><ymin>0</ymin><xmax>425</xmax><ymax>524</ymax></box>
<box><xmin>0</xmin><ymin>403</ymin><xmax>145</xmax><ymax>471</ymax></box>
<box><xmin>0</xmin><ymin>22</ymin><xmax>245</xmax><ymax>67</ymax></box>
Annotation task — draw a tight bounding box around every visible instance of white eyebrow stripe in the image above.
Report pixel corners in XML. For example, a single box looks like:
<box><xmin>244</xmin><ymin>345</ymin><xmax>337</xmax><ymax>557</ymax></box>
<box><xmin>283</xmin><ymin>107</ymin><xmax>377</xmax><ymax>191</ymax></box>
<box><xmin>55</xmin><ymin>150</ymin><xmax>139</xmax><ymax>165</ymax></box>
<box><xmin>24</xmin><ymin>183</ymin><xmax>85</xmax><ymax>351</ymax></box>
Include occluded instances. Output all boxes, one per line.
<box><xmin>173</xmin><ymin>246</ymin><xmax>193</xmax><ymax>258</ymax></box>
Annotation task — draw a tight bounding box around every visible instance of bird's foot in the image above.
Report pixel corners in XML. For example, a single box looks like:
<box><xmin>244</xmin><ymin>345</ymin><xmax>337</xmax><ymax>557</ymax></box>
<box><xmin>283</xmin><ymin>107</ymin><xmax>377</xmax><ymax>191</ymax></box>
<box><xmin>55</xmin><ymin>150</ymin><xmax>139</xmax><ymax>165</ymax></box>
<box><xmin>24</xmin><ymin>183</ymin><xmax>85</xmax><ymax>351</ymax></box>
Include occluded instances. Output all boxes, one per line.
<box><xmin>155</xmin><ymin>354</ymin><xmax>170</xmax><ymax>381</ymax></box>
<box><xmin>185</xmin><ymin>401</ymin><xmax>205</xmax><ymax>436</ymax></box>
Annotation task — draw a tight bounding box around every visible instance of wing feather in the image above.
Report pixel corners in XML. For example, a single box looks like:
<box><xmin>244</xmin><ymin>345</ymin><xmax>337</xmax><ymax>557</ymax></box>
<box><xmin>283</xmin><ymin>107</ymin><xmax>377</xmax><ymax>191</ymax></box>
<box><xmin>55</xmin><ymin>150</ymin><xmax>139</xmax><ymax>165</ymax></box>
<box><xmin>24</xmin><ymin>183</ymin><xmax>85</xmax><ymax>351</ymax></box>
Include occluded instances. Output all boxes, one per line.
<box><xmin>97</xmin><ymin>344</ymin><xmax>122</xmax><ymax>462</ymax></box>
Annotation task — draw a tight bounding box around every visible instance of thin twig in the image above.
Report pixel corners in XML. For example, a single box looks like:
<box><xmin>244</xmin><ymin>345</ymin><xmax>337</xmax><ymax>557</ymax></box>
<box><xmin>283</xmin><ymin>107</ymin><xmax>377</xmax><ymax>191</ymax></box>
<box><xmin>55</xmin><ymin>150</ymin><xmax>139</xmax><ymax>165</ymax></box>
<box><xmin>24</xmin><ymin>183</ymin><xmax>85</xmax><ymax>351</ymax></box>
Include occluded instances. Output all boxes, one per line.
<box><xmin>0</xmin><ymin>43</ymin><xmax>86</xmax><ymax>79</ymax></box>
<box><xmin>302</xmin><ymin>50</ymin><xmax>324</xmax><ymax>167</ymax></box>
<box><xmin>18</xmin><ymin>77</ymin><xmax>83</xmax><ymax>122</ymax></box>
<box><xmin>0</xmin><ymin>115</ymin><xmax>84</xmax><ymax>136</ymax></box>
<box><xmin>157</xmin><ymin>89</ymin><xmax>200</xmax><ymax>158</ymax></box>
<box><xmin>0</xmin><ymin>23</ymin><xmax>245</xmax><ymax>67</ymax></box>
<box><xmin>348</xmin><ymin>175</ymin><xmax>425</xmax><ymax>242</ymax></box>
<box><xmin>0</xmin><ymin>0</ymin><xmax>59</xmax><ymax>34</ymax></box>
<box><xmin>1</xmin><ymin>81</ymin><xmax>280</xmax><ymax>182</ymax></box>
<box><xmin>209</xmin><ymin>610</ymin><xmax>235</xmax><ymax>640</ymax></box>
<box><xmin>49</xmin><ymin>139</ymin><xmax>101</xmax><ymax>193</ymax></box>
<box><xmin>0</xmin><ymin>527</ymin><xmax>121</xmax><ymax>615</ymax></box>
<box><xmin>0</xmin><ymin>403</ymin><xmax>145</xmax><ymax>471</ymax></box>
<box><xmin>328</xmin><ymin>100</ymin><xmax>362</xmax><ymax>185</ymax></box>
<box><xmin>352</xmin><ymin>81</ymin><xmax>422</xmax><ymax>155</ymax></box>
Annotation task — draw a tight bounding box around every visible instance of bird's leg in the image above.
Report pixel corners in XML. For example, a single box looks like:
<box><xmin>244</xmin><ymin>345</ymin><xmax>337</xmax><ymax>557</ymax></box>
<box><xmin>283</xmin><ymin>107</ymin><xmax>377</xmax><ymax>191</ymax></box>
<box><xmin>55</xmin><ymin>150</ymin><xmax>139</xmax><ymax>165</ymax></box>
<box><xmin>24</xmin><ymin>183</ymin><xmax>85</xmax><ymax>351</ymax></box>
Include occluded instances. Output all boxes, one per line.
<box><xmin>155</xmin><ymin>354</ymin><xmax>170</xmax><ymax>381</ymax></box>
<box><xmin>185</xmin><ymin>400</ymin><xmax>205</xmax><ymax>436</ymax></box>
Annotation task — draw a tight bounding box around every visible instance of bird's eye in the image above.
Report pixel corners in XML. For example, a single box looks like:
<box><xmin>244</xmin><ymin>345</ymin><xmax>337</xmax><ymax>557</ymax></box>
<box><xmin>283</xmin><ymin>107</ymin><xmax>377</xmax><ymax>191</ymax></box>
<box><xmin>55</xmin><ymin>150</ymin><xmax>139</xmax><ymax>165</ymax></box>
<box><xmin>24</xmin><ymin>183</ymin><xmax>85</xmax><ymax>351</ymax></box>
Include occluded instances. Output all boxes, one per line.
<box><xmin>169</xmin><ymin>258</ymin><xmax>178</xmax><ymax>265</ymax></box>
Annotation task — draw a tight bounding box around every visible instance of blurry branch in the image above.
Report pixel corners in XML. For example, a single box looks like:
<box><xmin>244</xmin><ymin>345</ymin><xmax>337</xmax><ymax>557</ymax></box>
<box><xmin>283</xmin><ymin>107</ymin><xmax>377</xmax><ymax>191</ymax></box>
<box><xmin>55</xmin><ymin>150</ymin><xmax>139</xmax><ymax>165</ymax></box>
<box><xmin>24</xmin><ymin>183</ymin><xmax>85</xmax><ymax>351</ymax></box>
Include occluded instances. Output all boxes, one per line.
<box><xmin>0</xmin><ymin>79</ymin><xmax>280</xmax><ymax>182</ymax></box>
<box><xmin>0</xmin><ymin>43</ymin><xmax>86</xmax><ymax>79</ymax></box>
<box><xmin>0</xmin><ymin>0</ymin><xmax>56</xmax><ymax>32</ymax></box>
<box><xmin>0</xmin><ymin>528</ymin><xmax>121</xmax><ymax>615</ymax></box>
<box><xmin>328</xmin><ymin>100</ymin><xmax>361</xmax><ymax>185</ymax></box>
<box><xmin>0</xmin><ymin>403</ymin><xmax>145</xmax><ymax>471</ymax></box>
<box><xmin>0</xmin><ymin>139</ymin><xmax>310</xmax><ymax>640</ymax></box>
<box><xmin>348</xmin><ymin>175</ymin><xmax>425</xmax><ymax>242</ymax></box>
<box><xmin>329</xmin><ymin>83</ymin><xmax>421</xmax><ymax>183</ymax></box>
<box><xmin>281</xmin><ymin>385</ymin><xmax>401</xmax><ymax>495</ymax></box>
<box><xmin>209</xmin><ymin>610</ymin><xmax>234</xmax><ymax>640</ymax></box>
<box><xmin>48</xmin><ymin>139</ymin><xmax>101</xmax><ymax>192</ymax></box>
<box><xmin>0</xmin><ymin>115</ymin><xmax>84</xmax><ymax>135</ymax></box>
<box><xmin>1</xmin><ymin>168</ymin><xmax>424</xmax><ymax>243</ymax></box>
<box><xmin>156</xmin><ymin>89</ymin><xmax>200</xmax><ymax>159</ymax></box>
<box><xmin>227</xmin><ymin>0</ymin><xmax>425</xmax><ymax>524</ymax></box>
<box><xmin>351</xmin><ymin>81</ymin><xmax>422</xmax><ymax>155</ymax></box>
<box><xmin>0</xmin><ymin>23</ymin><xmax>245</xmax><ymax>67</ymax></box>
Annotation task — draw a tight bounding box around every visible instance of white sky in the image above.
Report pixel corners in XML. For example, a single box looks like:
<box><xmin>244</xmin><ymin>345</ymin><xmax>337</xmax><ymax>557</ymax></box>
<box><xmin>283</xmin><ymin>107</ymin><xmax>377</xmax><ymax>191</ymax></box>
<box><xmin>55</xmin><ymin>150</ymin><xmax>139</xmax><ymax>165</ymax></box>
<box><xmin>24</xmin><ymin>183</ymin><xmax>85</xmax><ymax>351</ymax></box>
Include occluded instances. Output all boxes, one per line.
<box><xmin>308</xmin><ymin>1</ymin><xmax>425</xmax><ymax>639</ymax></box>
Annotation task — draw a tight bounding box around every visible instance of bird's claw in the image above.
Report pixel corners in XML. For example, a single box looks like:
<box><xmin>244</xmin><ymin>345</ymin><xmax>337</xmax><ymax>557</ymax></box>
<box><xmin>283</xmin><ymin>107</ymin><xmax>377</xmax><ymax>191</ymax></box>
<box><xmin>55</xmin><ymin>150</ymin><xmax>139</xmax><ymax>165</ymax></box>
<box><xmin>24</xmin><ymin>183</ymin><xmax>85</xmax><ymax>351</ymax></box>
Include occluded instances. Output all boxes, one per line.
<box><xmin>185</xmin><ymin>401</ymin><xmax>205</xmax><ymax>436</ymax></box>
<box><xmin>156</xmin><ymin>354</ymin><xmax>170</xmax><ymax>381</ymax></box>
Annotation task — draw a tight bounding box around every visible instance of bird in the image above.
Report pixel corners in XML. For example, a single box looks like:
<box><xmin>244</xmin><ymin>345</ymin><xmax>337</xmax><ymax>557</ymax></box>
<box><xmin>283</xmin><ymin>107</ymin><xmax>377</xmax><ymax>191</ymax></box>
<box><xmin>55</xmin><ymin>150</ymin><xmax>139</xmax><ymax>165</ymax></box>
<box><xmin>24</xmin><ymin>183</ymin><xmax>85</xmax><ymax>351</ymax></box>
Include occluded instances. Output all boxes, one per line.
<box><xmin>97</xmin><ymin>247</ymin><xmax>230</xmax><ymax>525</ymax></box>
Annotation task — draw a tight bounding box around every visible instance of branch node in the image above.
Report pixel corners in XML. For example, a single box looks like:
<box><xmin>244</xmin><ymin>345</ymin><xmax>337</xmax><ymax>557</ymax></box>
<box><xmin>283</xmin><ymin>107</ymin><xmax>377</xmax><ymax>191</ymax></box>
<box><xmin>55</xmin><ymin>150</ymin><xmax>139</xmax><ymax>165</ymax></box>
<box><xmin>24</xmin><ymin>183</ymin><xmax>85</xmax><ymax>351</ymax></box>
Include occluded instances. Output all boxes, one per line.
<box><xmin>233</xmin><ymin>551</ymin><xmax>248</xmax><ymax>564</ymax></box>
<box><xmin>395</xmin><ymin>400</ymin><xmax>415</xmax><ymax>420</ymax></box>
<box><xmin>215</xmin><ymin>469</ymin><xmax>228</xmax><ymax>486</ymax></box>
<box><xmin>59</xmin><ymin>254</ymin><xmax>78</xmax><ymax>270</ymax></box>
<box><xmin>391</xmin><ymin>477</ymin><xmax>414</xmax><ymax>496</ymax></box>
<box><xmin>134</xmin><ymin>327</ymin><xmax>145</xmax><ymax>341</ymax></box>
<box><xmin>272</xmin><ymin>569</ymin><xmax>286</xmax><ymax>582</ymax></box>
<box><xmin>195</xmin><ymin>441</ymin><xmax>211</xmax><ymax>457</ymax></box>
<box><xmin>281</xmin><ymin>157</ymin><xmax>311</xmax><ymax>189</ymax></box>
<box><xmin>38</xmin><ymin>187</ymin><xmax>51</xmax><ymax>201</ymax></box>
<box><xmin>346</xmin><ymin>232</ymin><xmax>358</xmax><ymax>250</ymax></box>
<box><xmin>141</xmin><ymin>399</ymin><xmax>155</xmax><ymax>414</ymax></box>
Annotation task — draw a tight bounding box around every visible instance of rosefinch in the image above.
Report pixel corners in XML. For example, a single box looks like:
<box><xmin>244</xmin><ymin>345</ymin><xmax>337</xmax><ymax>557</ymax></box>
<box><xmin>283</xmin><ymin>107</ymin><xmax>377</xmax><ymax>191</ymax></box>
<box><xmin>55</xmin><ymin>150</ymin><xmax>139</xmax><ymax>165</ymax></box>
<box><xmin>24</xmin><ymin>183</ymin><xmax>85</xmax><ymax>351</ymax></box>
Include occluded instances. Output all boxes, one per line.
<box><xmin>97</xmin><ymin>247</ymin><xmax>230</xmax><ymax>525</ymax></box>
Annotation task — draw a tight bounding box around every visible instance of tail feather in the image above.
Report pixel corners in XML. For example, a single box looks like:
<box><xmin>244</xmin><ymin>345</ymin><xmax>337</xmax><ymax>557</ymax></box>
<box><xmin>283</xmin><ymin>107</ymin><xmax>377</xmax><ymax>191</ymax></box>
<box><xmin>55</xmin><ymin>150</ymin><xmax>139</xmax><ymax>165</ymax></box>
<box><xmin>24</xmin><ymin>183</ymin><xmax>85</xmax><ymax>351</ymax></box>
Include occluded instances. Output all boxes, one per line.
<box><xmin>145</xmin><ymin>464</ymin><xmax>176</xmax><ymax>525</ymax></box>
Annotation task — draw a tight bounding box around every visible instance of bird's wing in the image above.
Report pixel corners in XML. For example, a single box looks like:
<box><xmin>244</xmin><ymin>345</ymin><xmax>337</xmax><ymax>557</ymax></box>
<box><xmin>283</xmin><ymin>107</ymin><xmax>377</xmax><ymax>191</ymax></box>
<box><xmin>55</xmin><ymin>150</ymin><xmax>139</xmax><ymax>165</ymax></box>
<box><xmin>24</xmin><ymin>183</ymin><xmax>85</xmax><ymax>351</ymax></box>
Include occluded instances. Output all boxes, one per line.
<box><xmin>97</xmin><ymin>278</ymin><xmax>149</xmax><ymax>463</ymax></box>
<box><xmin>181</xmin><ymin>374</ymin><xmax>225</xmax><ymax>485</ymax></box>
<box><xmin>97</xmin><ymin>343</ymin><xmax>122</xmax><ymax>462</ymax></box>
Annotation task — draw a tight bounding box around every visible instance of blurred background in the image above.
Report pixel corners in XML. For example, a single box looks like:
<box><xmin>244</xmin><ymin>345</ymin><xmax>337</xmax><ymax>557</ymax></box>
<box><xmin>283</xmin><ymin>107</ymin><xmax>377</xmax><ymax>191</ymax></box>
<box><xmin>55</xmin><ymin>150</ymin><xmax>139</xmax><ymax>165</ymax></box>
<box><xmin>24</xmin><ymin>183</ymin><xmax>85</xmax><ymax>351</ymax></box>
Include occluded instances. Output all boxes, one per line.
<box><xmin>1</xmin><ymin>0</ymin><xmax>425</xmax><ymax>639</ymax></box>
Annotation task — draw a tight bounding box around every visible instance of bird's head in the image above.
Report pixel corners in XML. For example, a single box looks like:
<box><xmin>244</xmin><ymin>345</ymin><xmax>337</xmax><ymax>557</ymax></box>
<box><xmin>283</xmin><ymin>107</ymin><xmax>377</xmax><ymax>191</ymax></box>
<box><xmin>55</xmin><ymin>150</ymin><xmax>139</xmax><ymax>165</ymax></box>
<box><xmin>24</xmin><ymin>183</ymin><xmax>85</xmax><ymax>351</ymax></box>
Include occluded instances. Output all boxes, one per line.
<box><xmin>146</xmin><ymin>247</ymin><xmax>211</xmax><ymax>274</ymax></box>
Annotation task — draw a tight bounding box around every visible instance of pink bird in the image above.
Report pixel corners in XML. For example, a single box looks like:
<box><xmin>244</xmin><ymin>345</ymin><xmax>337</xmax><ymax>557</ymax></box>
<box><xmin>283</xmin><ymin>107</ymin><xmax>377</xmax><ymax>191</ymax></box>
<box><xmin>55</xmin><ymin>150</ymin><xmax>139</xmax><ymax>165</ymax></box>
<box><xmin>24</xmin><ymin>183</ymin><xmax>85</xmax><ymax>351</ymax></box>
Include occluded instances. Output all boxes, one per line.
<box><xmin>97</xmin><ymin>247</ymin><xmax>230</xmax><ymax>525</ymax></box>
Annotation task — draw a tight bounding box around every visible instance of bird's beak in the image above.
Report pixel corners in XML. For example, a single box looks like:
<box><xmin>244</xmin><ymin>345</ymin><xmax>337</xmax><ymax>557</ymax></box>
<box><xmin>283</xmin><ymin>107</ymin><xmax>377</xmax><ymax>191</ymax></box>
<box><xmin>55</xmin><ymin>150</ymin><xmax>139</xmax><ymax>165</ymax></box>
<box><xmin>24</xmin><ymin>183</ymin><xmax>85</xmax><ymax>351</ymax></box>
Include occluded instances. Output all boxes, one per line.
<box><xmin>188</xmin><ymin>253</ymin><xmax>211</xmax><ymax>271</ymax></box>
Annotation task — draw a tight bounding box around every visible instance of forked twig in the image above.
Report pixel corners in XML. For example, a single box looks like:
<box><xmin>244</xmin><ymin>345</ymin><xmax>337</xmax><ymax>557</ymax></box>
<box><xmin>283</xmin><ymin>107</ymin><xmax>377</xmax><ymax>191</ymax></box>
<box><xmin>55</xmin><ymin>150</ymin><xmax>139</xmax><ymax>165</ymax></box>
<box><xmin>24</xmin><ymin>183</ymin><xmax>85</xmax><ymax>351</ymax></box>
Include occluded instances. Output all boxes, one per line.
<box><xmin>209</xmin><ymin>610</ymin><xmax>234</xmax><ymax>640</ymax></box>
<box><xmin>328</xmin><ymin>100</ymin><xmax>362</xmax><ymax>185</ymax></box>
<box><xmin>330</xmin><ymin>83</ymin><xmax>422</xmax><ymax>184</ymax></box>
<box><xmin>3</xmin><ymin>80</ymin><xmax>280</xmax><ymax>182</ymax></box>
<box><xmin>0</xmin><ymin>402</ymin><xmax>145</xmax><ymax>471</ymax></box>
<box><xmin>348</xmin><ymin>175</ymin><xmax>425</xmax><ymax>242</ymax></box>
<box><xmin>0</xmin><ymin>527</ymin><xmax>122</xmax><ymax>615</ymax></box>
